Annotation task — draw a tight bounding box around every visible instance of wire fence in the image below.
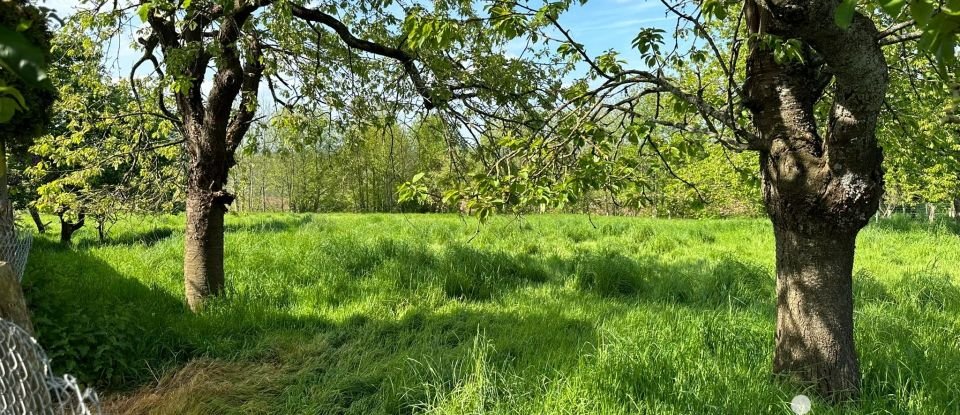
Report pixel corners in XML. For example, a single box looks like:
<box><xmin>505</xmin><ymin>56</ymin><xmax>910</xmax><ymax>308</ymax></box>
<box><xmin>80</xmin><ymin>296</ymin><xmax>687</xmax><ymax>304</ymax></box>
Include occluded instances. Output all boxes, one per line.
<box><xmin>0</xmin><ymin>319</ymin><xmax>101</xmax><ymax>415</ymax></box>
<box><xmin>0</xmin><ymin>226</ymin><xmax>33</xmax><ymax>282</ymax></box>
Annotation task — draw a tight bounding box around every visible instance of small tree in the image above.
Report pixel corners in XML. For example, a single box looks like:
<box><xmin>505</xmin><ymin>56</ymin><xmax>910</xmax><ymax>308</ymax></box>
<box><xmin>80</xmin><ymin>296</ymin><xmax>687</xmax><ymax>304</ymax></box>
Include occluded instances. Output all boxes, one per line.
<box><xmin>29</xmin><ymin>17</ymin><xmax>182</xmax><ymax>243</ymax></box>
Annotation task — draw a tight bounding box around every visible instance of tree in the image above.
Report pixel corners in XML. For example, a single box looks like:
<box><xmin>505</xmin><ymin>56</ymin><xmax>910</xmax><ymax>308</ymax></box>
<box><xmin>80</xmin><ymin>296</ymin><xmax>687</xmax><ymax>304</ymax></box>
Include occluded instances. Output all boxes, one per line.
<box><xmin>27</xmin><ymin>17</ymin><xmax>182</xmax><ymax>244</ymax></box>
<box><xmin>406</xmin><ymin>0</ymin><xmax>960</xmax><ymax>400</ymax></box>
<box><xmin>878</xmin><ymin>46</ymin><xmax>960</xmax><ymax>221</ymax></box>
<box><xmin>231</xmin><ymin>112</ymin><xmax>459</xmax><ymax>214</ymax></box>
<box><xmin>83</xmin><ymin>0</ymin><xmax>558</xmax><ymax>311</ymax></box>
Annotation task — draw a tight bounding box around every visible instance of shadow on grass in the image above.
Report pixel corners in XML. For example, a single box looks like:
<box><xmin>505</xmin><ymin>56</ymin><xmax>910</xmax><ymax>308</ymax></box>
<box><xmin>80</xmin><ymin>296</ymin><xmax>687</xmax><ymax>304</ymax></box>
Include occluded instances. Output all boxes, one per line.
<box><xmin>323</xmin><ymin>237</ymin><xmax>550</xmax><ymax>301</ymax></box>
<box><xmin>223</xmin><ymin>214</ymin><xmax>314</xmax><ymax>234</ymax></box>
<box><xmin>288</xmin><ymin>234</ymin><xmax>782</xmax><ymax>310</ymax></box>
<box><xmin>77</xmin><ymin>226</ymin><xmax>177</xmax><ymax>248</ymax></box>
<box><xmin>24</xmin><ymin>238</ymin><xmax>591</xmax><ymax>397</ymax></box>
<box><xmin>564</xmin><ymin>250</ymin><xmax>776</xmax><ymax>313</ymax></box>
<box><xmin>23</xmin><ymin>238</ymin><xmax>194</xmax><ymax>387</ymax></box>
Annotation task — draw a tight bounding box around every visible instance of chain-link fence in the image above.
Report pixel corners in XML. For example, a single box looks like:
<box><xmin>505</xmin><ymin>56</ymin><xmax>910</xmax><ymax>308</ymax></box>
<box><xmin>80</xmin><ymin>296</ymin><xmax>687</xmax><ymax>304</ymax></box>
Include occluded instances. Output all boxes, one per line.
<box><xmin>0</xmin><ymin>319</ymin><xmax>100</xmax><ymax>415</ymax></box>
<box><xmin>0</xmin><ymin>226</ymin><xmax>33</xmax><ymax>282</ymax></box>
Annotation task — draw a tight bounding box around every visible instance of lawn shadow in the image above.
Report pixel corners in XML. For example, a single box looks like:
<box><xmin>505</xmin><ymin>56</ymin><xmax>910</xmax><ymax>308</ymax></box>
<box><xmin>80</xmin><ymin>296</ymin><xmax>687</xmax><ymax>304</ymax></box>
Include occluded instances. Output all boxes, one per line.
<box><xmin>224</xmin><ymin>214</ymin><xmax>314</xmax><ymax>234</ymax></box>
<box><xmin>27</xmin><ymin>227</ymin><xmax>960</xmax><ymax>414</ymax></box>
<box><xmin>77</xmin><ymin>226</ymin><xmax>176</xmax><ymax>248</ymax></box>
<box><xmin>23</xmin><ymin>238</ymin><xmax>194</xmax><ymax>388</ymax></box>
<box><xmin>322</xmin><ymin>237</ymin><xmax>551</xmax><ymax>302</ymax></box>
<box><xmin>561</xmin><ymin>250</ymin><xmax>777</xmax><ymax>313</ymax></box>
<box><xmin>101</xmin><ymin>304</ymin><xmax>599</xmax><ymax>414</ymax></box>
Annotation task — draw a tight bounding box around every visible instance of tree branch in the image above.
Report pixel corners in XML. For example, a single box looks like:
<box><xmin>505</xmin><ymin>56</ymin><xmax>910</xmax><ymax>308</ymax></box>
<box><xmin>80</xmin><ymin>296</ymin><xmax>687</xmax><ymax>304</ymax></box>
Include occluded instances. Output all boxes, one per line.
<box><xmin>290</xmin><ymin>4</ymin><xmax>436</xmax><ymax>109</ymax></box>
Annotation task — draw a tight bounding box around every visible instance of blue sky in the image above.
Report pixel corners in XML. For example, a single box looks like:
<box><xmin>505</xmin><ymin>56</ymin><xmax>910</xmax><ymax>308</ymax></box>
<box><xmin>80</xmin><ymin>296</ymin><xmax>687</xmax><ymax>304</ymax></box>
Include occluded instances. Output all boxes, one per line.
<box><xmin>553</xmin><ymin>0</ymin><xmax>673</xmax><ymax>68</ymax></box>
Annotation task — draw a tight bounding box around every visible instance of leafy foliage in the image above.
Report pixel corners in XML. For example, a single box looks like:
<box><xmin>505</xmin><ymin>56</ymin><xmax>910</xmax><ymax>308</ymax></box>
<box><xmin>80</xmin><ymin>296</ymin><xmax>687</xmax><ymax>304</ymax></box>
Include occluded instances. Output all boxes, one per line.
<box><xmin>0</xmin><ymin>0</ymin><xmax>54</xmax><ymax>135</ymax></box>
<box><xmin>27</xmin><ymin>17</ymin><xmax>182</xmax><ymax>232</ymax></box>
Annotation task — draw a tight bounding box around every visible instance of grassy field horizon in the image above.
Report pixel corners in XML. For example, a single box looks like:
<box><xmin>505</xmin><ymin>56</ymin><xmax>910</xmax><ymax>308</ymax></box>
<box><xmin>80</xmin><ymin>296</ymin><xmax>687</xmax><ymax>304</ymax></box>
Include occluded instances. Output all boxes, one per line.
<box><xmin>20</xmin><ymin>213</ymin><xmax>960</xmax><ymax>414</ymax></box>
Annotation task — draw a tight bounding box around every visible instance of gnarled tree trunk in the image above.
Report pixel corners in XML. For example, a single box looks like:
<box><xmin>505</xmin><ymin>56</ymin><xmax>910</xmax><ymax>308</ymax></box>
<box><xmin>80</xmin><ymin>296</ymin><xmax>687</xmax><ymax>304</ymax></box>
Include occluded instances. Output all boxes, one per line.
<box><xmin>144</xmin><ymin>7</ymin><xmax>264</xmax><ymax>311</ymax></box>
<box><xmin>58</xmin><ymin>210</ymin><xmax>85</xmax><ymax>244</ymax></box>
<box><xmin>743</xmin><ymin>0</ymin><xmax>887</xmax><ymax>400</ymax></box>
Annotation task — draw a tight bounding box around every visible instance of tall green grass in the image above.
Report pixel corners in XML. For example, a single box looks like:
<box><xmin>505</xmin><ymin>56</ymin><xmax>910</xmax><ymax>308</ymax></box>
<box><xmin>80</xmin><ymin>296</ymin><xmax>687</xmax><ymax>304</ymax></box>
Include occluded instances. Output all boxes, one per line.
<box><xmin>21</xmin><ymin>214</ymin><xmax>960</xmax><ymax>414</ymax></box>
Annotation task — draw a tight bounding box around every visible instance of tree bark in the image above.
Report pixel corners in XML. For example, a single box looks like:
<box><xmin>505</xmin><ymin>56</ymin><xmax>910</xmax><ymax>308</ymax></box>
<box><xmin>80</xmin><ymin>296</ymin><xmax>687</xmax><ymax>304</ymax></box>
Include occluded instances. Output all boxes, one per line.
<box><xmin>182</xmin><ymin>123</ymin><xmax>234</xmax><ymax>312</ymax></box>
<box><xmin>772</xmin><ymin>227</ymin><xmax>859</xmax><ymax>397</ymax></box>
<box><xmin>183</xmin><ymin>183</ymin><xmax>227</xmax><ymax>311</ymax></box>
<box><xmin>58</xmin><ymin>211</ymin><xmax>85</xmax><ymax>244</ymax></box>
<box><xmin>0</xmin><ymin>136</ymin><xmax>14</xmax><ymax>234</ymax></box>
<box><xmin>742</xmin><ymin>0</ymin><xmax>888</xmax><ymax>400</ymax></box>
<box><xmin>28</xmin><ymin>206</ymin><xmax>45</xmax><ymax>233</ymax></box>
<box><xmin>0</xmin><ymin>262</ymin><xmax>33</xmax><ymax>334</ymax></box>
<box><xmin>953</xmin><ymin>197</ymin><xmax>960</xmax><ymax>222</ymax></box>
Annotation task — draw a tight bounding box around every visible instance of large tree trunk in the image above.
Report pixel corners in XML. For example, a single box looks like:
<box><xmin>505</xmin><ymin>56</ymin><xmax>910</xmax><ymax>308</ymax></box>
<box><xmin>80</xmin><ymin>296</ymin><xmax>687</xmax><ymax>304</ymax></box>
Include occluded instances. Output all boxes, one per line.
<box><xmin>144</xmin><ymin>3</ymin><xmax>263</xmax><ymax>312</ymax></box>
<box><xmin>772</xmin><ymin>227</ymin><xmax>859</xmax><ymax>396</ymax></box>
<box><xmin>743</xmin><ymin>0</ymin><xmax>887</xmax><ymax>401</ymax></box>
<box><xmin>184</xmin><ymin>188</ymin><xmax>227</xmax><ymax>311</ymax></box>
<box><xmin>182</xmin><ymin>126</ymin><xmax>233</xmax><ymax>312</ymax></box>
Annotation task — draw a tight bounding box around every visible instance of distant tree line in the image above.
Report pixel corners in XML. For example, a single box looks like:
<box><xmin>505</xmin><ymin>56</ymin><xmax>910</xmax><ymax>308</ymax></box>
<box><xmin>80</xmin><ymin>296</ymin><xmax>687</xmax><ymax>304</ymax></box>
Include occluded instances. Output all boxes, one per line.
<box><xmin>230</xmin><ymin>114</ymin><xmax>452</xmax><ymax>214</ymax></box>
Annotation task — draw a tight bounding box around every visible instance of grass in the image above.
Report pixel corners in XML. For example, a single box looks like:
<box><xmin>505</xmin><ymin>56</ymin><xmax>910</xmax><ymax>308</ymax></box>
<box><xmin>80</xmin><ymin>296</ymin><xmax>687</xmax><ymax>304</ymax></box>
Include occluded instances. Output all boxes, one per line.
<box><xmin>19</xmin><ymin>213</ymin><xmax>960</xmax><ymax>414</ymax></box>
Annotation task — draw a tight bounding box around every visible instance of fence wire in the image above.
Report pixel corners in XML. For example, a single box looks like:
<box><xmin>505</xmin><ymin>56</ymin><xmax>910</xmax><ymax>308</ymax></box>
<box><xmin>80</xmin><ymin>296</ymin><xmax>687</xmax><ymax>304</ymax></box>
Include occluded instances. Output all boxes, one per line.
<box><xmin>0</xmin><ymin>319</ymin><xmax>100</xmax><ymax>415</ymax></box>
<box><xmin>0</xmin><ymin>226</ymin><xmax>32</xmax><ymax>282</ymax></box>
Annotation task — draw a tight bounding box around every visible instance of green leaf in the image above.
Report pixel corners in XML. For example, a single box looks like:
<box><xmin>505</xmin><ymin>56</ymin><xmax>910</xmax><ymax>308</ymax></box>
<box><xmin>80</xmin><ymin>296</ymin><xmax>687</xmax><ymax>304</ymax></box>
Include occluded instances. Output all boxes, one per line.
<box><xmin>702</xmin><ymin>0</ymin><xmax>728</xmax><ymax>20</ymax></box>
<box><xmin>0</xmin><ymin>25</ymin><xmax>50</xmax><ymax>86</ymax></box>
<box><xmin>834</xmin><ymin>0</ymin><xmax>856</xmax><ymax>29</ymax></box>
<box><xmin>138</xmin><ymin>2</ymin><xmax>153</xmax><ymax>23</ymax></box>
<box><xmin>910</xmin><ymin>1</ymin><xmax>934</xmax><ymax>27</ymax></box>
<box><xmin>0</xmin><ymin>97</ymin><xmax>19</xmax><ymax>123</ymax></box>
<box><xmin>878</xmin><ymin>0</ymin><xmax>906</xmax><ymax>17</ymax></box>
<box><xmin>0</xmin><ymin>83</ymin><xmax>27</xmax><ymax>109</ymax></box>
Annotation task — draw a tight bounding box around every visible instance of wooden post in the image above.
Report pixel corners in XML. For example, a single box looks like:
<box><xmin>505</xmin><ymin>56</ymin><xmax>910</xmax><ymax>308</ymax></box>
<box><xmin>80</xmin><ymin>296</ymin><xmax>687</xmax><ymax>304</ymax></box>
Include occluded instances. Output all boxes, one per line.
<box><xmin>0</xmin><ymin>260</ymin><xmax>53</xmax><ymax>413</ymax></box>
<box><xmin>0</xmin><ymin>261</ymin><xmax>33</xmax><ymax>335</ymax></box>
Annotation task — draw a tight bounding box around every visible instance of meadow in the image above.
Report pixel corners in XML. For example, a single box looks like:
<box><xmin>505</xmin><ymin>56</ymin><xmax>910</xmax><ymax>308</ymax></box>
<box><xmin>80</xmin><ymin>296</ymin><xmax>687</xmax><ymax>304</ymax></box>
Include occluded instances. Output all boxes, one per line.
<box><xmin>20</xmin><ymin>214</ymin><xmax>960</xmax><ymax>414</ymax></box>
